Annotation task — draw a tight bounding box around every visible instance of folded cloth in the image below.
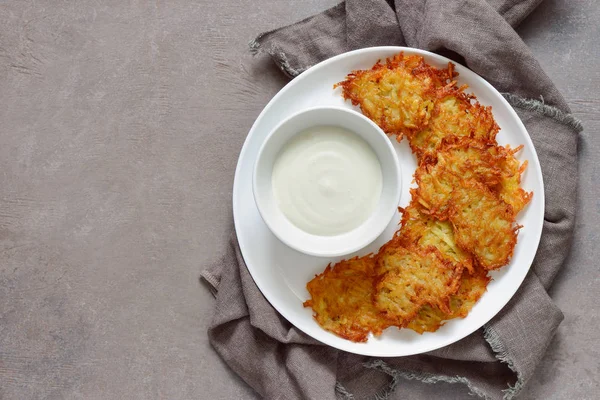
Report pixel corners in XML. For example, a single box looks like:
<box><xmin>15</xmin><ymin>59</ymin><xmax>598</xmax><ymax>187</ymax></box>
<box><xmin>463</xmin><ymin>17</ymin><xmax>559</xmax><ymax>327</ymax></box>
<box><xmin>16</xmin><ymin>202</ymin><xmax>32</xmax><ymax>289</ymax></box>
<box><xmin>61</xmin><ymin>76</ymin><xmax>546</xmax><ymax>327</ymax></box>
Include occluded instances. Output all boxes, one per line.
<box><xmin>201</xmin><ymin>1</ymin><xmax>583</xmax><ymax>398</ymax></box>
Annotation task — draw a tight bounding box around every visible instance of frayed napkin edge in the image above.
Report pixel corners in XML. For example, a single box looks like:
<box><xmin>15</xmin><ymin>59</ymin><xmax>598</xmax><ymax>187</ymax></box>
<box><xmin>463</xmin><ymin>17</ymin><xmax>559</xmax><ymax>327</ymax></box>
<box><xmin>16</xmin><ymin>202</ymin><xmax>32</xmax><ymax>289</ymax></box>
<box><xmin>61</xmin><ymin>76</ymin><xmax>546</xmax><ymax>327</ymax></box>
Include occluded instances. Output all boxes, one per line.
<box><xmin>352</xmin><ymin>325</ymin><xmax>518</xmax><ymax>400</ymax></box>
<box><xmin>358</xmin><ymin>358</ymin><xmax>492</xmax><ymax>400</ymax></box>
<box><xmin>249</xmin><ymin>35</ymin><xmax>307</xmax><ymax>78</ymax></box>
<box><xmin>502</xmin><ymin>93</ymin><xmax>583</xmax><ymax>132</ymax></box>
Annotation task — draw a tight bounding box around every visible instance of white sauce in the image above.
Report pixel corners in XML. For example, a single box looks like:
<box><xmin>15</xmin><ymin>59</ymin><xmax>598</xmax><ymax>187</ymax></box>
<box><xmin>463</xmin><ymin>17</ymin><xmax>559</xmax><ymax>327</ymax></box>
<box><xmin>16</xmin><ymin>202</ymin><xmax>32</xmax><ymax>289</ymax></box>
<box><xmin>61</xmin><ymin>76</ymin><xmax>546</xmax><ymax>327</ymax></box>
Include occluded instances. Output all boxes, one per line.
<box><xmin>272</xmin><ymin>126</ymin><xmax>382</xmax><ymax>236</ymax></box>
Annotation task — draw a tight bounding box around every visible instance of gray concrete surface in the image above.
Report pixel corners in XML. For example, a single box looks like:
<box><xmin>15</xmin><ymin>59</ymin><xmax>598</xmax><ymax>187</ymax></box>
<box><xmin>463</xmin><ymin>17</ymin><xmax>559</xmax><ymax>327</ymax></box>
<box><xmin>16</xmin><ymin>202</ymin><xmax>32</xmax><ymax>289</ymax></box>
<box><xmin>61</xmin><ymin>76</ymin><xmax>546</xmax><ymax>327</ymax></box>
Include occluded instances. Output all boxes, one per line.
<box><xmin>0</xmin><ymin>1</ymin><xmax>597</xmax><ymax>399</ymax></box>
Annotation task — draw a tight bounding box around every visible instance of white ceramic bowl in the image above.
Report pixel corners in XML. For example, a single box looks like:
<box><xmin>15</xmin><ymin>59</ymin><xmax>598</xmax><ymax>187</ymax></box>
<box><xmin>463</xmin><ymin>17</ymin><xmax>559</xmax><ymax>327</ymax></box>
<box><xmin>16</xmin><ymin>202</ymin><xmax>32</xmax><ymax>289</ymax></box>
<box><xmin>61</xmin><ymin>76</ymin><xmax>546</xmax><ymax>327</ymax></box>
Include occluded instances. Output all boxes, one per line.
<box><xmin>252</xmin><ymin>106</ymin><xmax>401</xmax><ymax>257</ymax></box>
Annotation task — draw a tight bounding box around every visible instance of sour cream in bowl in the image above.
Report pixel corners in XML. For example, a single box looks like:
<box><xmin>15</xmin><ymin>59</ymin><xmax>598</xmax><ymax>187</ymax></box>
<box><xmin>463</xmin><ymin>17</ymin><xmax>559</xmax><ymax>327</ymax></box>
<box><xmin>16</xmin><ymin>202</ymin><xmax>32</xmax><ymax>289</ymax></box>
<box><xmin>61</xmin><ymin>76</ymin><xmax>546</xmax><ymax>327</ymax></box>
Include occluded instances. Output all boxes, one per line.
<box><xmin>253</xmin><ymin>106</ymin><xmax>401</xmax><ymax>257</ymax></box>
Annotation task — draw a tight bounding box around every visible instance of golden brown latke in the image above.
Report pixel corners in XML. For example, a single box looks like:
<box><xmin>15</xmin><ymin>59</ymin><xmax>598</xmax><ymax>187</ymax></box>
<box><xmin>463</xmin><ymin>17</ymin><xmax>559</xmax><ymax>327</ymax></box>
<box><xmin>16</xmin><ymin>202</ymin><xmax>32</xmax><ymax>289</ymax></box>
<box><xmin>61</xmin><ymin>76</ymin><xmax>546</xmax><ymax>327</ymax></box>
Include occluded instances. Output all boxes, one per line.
<box><xmin>415</xmin><ymin>166</ymin><xmax>519</xmax><ymax>269</ymax></box>
<box><xmin>413</xmin><ymin>162</ymin><xmax>458</xmax><ymax>219</ymax></box>
<box><xmin>374</xmin><ymin>244</ymin><xmax>463</xmax><ymax>326</ymax></box>
<box><xmin>396</xmin><ymin>202</ymin><xmax>474</xmax><ymax>273</ymax></box>
<box><xmin>413</xmin><ymin>137</ymin><xmax>532</xmax><ymax>221</ymax></box>
<box><xmin>407</xmin><ymin>86</ymin><xmax>499</xmax><ymax>159</ymax></box>
<box><xmin>449</xmin><ymin>179</ymin><xmax>519</xmax><ymax>270</ymax></box>
<box><xmin>334</xmin><ymin>53</ymin><xmax>455</xmax><ymax>139</ymax></box>
<box><xmin>303</xmin><ymin>255</ymin><xmax>391</xmax><ymax>342</ymax></box>
<box><xmin>413</xmin><ymin>138</ymin><xmax>502</xmax><ymax>218</ymax></box>
<box><xmin>491</xmin><ymin>145</ymin><xmax>533</xmax><ymax>214</ymax></box>
<box><xmin>407</xmin><ymin>267</ymin><xmax>490</xmax><ymax>334</ymax></box>
<box><xmin>427</xmin><ymin>137</ymin><xmax>504</xmax><ymax>187</ymax></box>
<box><xmin>434</xmin><ymin>137</ymin><xmax>532</xmax><ymax>214</ymax></box>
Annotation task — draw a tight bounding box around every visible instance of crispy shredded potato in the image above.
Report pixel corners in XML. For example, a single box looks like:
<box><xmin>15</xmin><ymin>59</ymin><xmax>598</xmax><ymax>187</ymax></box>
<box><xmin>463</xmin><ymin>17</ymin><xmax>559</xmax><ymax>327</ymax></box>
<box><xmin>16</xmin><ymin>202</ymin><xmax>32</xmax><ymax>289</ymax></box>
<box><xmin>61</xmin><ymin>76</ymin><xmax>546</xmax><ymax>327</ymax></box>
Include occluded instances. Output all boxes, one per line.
<box><xmin>449</xmin><ymin>179</ymin><xmax>519</xmax><ymax>270</ymax></box>
<box><xmin>374</xmin><ymin>244</ymin><xmax>463</xmax><ymax>326</ymax></box>
<box><xmin>407</xmin><ymin>86</ymin><xmax>499</xmax><ymax>158</ymax></box>
<box><xmin>334</xmin><ymin>53</ymin><xmax>454</xmax><ymax>139</ymax></box>
<box><xmin>397</xmin><ymin>202</ymin><xmax>474</xmax><ymax>273</ymax></box>
<box><xmin>414</xmin><ymin>137</ymin><xmax>532</xmax><ymax>219</ymax></box>
<box><xmin>415</xmin><ymin>165</ymin><xmax>519</xmax><ymax>269</ymax></box>
<box><xmin>491</xmin><ymin>145</ymin><xmax>533</xmax><ymax>214</ymax></box>
<box><xmin>303</xmin><ymin>53</ymin><xmax>532</xmax><ymax>342</ymax></box>
<box><xmin>304</xmin><ymin>255</ymin><xmax>390</xmax><ymax>342</ymax></box>
<box><xmin>436</xmin><ymin>137</ymin><xmax>532</xmax><ymax>213</ymax></box>
<box><xmin>407</xmin><ymin>267</ymin><xmax>490</xmax><ymax>334</ymax></box>
<box><xmin>413</xmin><ymin>162</ymin><xmax>457</xmax><ymax>218</ymax></box>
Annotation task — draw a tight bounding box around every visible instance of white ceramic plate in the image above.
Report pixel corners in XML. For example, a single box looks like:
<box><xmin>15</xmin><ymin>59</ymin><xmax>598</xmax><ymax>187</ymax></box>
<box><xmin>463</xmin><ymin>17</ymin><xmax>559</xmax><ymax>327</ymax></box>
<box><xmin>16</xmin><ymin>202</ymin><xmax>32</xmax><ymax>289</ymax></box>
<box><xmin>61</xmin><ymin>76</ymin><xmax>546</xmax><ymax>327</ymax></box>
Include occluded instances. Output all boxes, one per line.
<box><xmin>233</xmin><ymin>47</ymin><xmax>544</xmax><ymax>357</ymax></box>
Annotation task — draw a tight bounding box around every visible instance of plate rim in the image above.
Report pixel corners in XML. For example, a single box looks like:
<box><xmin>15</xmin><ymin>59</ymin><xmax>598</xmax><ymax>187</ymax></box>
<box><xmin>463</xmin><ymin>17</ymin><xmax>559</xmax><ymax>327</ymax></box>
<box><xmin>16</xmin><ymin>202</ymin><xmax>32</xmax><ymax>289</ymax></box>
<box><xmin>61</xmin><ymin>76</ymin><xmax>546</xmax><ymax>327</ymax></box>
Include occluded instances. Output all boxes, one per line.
<box><xmin>232</xmin><ymin>46</ymin><xmax>545</xmax><ymax>357</ymax></box>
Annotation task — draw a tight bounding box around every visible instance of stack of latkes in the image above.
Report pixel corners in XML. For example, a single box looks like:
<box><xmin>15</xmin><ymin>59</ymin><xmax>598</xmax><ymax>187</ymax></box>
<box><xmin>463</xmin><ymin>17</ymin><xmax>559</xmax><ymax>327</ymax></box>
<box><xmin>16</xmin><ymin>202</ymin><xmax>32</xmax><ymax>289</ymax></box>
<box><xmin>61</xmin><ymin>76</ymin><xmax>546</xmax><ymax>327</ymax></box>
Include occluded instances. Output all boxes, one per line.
<box><xmin>303</xmin><ymin>53</ymin><xmax>532</xmax><ymax>342</ymax></box>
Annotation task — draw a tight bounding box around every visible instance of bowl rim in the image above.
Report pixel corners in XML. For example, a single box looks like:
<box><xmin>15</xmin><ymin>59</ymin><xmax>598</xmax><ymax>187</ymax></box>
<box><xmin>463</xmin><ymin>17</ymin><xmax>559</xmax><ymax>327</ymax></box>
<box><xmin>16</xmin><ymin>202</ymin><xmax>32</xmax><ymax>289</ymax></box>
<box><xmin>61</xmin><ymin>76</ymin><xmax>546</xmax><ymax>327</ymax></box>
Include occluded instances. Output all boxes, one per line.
<box><xmin>252</xmin><ymin>105</ymin><xmax>402</xmax><ymax>257</ymax></box>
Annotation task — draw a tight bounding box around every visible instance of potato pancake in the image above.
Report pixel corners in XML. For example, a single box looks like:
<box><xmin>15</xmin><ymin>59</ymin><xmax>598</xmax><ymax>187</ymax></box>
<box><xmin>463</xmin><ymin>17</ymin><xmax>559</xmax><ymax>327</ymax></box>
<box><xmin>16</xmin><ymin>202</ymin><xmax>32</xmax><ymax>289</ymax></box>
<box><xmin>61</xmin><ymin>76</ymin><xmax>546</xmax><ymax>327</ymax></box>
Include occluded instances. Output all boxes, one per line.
<box><xmin>413</xmin><ymin>162</ymin><xmax>457</xmax><ymax>219</ymax></box>
<box><xmin>397</xmin><ymin>202</ymin><xmax>474</xmax><ymax>273</ymax></box>
<box><xmin>407</xmin><ymin>267</ymin><xmax>490</xmax><ymax>334</ymax></box>
<box><xmin>414</xmin><ymin>138</ymin><xmax>531</xmax><ymax>220</ymax></box>
<box><xmin>407</xmin><ymin>87</ymin><xmax>499</xmax><ymax>158</ymax></box>
<box><xmin>431</xmin><ymin>137</ymin><xmax>504</xmax><ymax>187</ymax></box>
<box><xmin>449</xmin><ymin>179</ymin><xmax>519</xmax><ymax>270</ymax></box>
<box><xmin>490</xmin><ymin>145</ymin><xmax>533</xmax><ymax>214</ymax></box>
<box><xmin>304</xmin><ymin>255</ymin><xmax>390</xmax><ymax>342</ymax></box>
<box><xmin>374</xmin><ymin>244</ymin><xmax>463</xmax><ymax>326</ymax></box>
<box><xmin>434</xmin><ymin>137</ymin><xmax>532</xmax><ymax>214</ymax></box>
<box><xmin>415</xmin><ymin>164</ymin><xmax>519</xmax><ymax>269</ymax></box>
<box><xmin>334</xmin><ymin>53</ymin><xmax>454</xmax><ymax>139</ymax></box>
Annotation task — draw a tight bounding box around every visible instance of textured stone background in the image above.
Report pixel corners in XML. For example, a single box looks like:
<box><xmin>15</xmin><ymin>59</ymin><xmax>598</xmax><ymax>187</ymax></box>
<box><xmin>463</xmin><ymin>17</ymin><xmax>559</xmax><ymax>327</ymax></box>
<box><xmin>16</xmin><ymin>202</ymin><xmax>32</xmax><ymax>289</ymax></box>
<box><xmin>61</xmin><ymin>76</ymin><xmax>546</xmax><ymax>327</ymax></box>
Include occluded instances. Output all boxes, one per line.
<box><xmin>0</xmin><ymin>1</ymin><xmax>598</xmax><ymax>399</ymax></box>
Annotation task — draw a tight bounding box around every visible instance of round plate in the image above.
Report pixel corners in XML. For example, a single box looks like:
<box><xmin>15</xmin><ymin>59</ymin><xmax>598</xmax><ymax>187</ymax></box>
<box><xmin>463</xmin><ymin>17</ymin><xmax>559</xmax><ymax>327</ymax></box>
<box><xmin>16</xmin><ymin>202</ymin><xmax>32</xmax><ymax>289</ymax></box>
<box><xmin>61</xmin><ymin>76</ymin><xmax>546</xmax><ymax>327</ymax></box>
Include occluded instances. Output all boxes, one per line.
<box><xmin>233</xmin><ymin>47</ymin><xmax>544</xmax><ymax>357</ymax></box>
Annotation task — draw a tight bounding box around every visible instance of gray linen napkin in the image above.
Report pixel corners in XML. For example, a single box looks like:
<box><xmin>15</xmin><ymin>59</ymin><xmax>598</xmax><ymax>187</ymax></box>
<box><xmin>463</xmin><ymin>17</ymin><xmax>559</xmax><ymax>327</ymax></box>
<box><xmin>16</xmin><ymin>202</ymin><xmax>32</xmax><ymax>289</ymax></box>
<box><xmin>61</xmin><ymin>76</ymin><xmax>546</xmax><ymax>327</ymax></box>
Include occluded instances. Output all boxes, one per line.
<box><xmin>202</xmin><ymin>1</ymin><xmax>583</xmax><ymax>398</ymax></box>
